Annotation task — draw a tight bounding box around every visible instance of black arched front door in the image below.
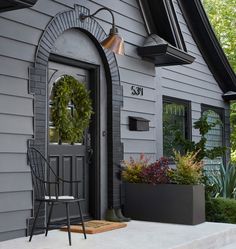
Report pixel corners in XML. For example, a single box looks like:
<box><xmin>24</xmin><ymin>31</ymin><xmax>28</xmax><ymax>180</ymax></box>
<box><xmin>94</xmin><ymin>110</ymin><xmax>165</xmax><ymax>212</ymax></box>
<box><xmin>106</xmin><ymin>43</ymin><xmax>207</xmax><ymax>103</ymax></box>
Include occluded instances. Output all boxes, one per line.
<box><xmin>47</xmin><ymin>60</ymin><xmax>92</xmax><ymax>222</ymax></box>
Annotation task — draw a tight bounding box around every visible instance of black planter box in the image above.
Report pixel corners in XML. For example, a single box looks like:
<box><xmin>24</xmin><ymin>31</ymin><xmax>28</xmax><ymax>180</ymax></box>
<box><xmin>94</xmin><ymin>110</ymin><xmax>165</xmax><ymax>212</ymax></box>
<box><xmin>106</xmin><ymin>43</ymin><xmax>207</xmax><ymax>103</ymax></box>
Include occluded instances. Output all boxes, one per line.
<box><xmin>123</xmin><ymin>183</ymin><xmax>205</xmax><ymax>225</ymax></box>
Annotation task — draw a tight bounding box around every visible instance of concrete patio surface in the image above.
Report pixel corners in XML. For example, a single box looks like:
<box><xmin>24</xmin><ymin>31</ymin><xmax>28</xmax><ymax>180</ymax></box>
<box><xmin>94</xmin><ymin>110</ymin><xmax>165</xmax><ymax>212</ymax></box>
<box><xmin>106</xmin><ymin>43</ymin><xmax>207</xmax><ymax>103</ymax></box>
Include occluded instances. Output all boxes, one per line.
<box><xmin>1</xmin><ymin>221</ymin><xmax>236</xmax><ymax>249</ymax></box>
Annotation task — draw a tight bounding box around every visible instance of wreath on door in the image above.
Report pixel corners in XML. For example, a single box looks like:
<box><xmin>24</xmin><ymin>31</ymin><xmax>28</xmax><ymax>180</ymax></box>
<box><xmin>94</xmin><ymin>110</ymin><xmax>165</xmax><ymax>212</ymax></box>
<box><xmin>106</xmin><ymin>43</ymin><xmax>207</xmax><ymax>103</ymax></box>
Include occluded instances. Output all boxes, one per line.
<box><xmin>51</xmin><ymin>75</ymin><xmax>93</xmax><ymax>144</ymax></box>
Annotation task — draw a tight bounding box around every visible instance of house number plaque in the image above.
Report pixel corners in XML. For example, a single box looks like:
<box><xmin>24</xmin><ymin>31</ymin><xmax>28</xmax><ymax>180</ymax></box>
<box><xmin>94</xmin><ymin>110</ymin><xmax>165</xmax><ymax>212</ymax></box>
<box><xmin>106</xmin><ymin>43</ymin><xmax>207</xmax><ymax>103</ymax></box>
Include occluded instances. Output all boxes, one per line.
<box><xmin>131</xmin><ymin>86</ymin><xmax>143</xmax><ymax>96</ymax></box>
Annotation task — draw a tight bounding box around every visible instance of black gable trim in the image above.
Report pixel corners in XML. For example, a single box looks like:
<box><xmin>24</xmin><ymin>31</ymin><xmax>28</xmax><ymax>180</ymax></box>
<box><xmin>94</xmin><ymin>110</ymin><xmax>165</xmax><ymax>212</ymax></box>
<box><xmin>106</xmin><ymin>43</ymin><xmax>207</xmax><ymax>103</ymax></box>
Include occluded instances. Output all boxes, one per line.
<box><xmin>178</xmin><ymin>0</ymin><xmax>236</xmax><ymax>94</ymax></box>
<box><xmin>0</xmin><ymin>0</ymin><xmax>37</xmax><ymax>13</ymax></box>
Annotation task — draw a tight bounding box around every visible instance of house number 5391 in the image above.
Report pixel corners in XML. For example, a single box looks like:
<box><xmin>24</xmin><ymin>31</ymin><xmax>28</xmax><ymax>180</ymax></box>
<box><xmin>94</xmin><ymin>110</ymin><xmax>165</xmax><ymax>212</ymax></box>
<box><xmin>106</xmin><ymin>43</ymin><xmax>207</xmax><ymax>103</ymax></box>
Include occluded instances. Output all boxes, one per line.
<box><xmin>131</xmin><ymin>86</ymin><xmax>143</xmax><ymax>96</ymax></box>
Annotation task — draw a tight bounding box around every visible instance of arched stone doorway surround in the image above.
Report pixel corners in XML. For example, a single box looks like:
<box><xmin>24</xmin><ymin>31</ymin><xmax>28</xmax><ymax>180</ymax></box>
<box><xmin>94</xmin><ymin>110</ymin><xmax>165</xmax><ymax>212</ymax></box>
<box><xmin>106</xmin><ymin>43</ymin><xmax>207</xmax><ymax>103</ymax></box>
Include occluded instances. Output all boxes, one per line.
<box><xmin>29</xmin><ymin>5</ymin><xmax>123</xmax><ymax>226</ymax></box>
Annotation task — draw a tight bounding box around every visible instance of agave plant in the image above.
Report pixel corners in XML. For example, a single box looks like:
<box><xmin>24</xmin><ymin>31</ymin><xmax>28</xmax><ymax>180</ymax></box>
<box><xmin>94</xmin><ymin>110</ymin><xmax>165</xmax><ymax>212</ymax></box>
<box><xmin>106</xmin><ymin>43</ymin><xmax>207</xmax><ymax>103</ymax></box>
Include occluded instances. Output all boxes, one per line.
<box><xmin>208</xmin><ymin>163</ymin><xmax>236</xmax><ymax>198</ymax></box>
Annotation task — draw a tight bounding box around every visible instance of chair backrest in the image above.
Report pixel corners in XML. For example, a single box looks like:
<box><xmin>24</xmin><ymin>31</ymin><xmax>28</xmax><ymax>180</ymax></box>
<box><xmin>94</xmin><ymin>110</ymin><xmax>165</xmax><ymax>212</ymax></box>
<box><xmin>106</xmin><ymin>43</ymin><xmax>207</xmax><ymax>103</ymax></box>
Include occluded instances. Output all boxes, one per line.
<box><xmin>27</xmin><ymin>147</ymin><xmax>58</xmax><ymax>199</ymax></box>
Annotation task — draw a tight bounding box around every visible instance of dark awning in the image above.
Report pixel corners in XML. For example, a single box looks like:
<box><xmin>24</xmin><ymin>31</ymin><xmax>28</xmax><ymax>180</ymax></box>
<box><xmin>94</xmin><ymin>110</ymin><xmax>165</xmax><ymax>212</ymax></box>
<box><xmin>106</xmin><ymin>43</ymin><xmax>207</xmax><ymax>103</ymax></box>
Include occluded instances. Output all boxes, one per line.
<box><xmin>0</xmin><ymin>0</ymin><xmax>38</xmax><ymax>13</ymax></box>
<box><xmin>137</xmin><ymin>34</ymin><xmax>195</xmax><ymax>67</ymax></box>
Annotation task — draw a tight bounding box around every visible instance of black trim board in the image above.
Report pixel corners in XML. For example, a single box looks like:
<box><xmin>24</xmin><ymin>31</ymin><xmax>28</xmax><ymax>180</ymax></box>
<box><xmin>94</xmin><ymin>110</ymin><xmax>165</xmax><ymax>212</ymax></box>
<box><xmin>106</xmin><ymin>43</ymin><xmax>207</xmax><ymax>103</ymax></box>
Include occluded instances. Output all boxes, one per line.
<box><xmin>0</xmin><ymin>0</ymin><xmax>37</xmax><ymax>13</ymax></box>
<box><xmin>177</xmin><ymin>0</ymin><xmax>236</xmax><ymax>94</ymax></box>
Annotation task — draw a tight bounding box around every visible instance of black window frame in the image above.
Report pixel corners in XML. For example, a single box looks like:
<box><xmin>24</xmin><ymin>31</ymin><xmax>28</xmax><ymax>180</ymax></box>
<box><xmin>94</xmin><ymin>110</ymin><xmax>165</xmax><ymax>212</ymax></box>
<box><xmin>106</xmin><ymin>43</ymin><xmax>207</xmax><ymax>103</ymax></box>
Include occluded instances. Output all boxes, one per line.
<box><xmin>162</xmin><ymin>96</ymin><xmax>192</xmax><ymax>159</ymax></box>
<box><xmin>201</xmin><ymin>104</ymin><xmax>225</xmax><ymax>165</ymax></box>
<box><xmin>138</xmin><ymin>0</ymin><xmax>187</xmax><ymax>51</ymax></box>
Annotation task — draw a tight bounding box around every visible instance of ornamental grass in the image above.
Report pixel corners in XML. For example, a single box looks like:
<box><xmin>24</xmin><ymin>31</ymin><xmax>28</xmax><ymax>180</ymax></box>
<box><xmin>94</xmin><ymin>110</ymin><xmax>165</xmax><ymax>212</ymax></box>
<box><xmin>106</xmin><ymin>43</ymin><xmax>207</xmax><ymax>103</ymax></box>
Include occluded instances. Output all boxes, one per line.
<box><xmin>168</xmin><ymin>150</ymin><xmax>203</xmax><ymax>185</ymax></box>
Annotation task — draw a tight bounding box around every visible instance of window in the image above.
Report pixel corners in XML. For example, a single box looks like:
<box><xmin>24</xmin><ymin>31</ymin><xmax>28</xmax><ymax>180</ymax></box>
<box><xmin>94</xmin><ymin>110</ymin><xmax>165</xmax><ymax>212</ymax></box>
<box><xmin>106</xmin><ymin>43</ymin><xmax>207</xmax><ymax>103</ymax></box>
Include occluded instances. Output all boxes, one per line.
<box><xmin>202</xmin><ymin>105</ymin><xmax>224</xmax><ymax>170</ymax></box>
<box><xmin>138</xmin><ymin>0</ymin><xmax>187</xmax><ymax>51</ymax></box>
<box><xmin>163</xmin><ymin>97</ymin><xmax>191</xmax><ymax>158</ymax></box>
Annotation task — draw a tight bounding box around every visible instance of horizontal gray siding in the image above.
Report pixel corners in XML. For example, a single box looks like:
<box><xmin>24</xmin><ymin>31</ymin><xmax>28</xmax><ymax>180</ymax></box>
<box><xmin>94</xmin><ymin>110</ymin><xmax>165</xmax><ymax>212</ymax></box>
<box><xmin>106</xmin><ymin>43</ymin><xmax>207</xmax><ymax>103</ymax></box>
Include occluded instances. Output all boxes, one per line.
<box><xmin>0</xmin><ymin>229</ymin><xmax>26</xmax><ymax>242</ymax></box>
<box><xmin>0</xmin><ymin>115</ymin><xmax>33</xmax><ymax>135</ymax></box>
<box><xmin>0</xmin><ymin>154</ymin><xmax>29</xmax><ymax>173</ymax></box>
<box><xmin>0</xmin><ymin>56</ymin><xmax>30</xmax><ymax>79</ymax></box>
<box><xmin>0</xmin><ymin>210</ymin><xmax>31</xmax><ymax>233</ymax></box>
<box><xmin>0</xmin><ymin>76</ymin><xmax>30</xmax><ymax>97</ymax></box>
<box><xmin>0</xmin><ymin>192</ymin><xmax>32</xmax><ymax>213</ymax></box>
<box><xmin>121</xmin><ymin>0</ymin><xmax>139</xmax><ymax>8</ymax></box>
<box><xmin>0</xmin><ymin>173</ymin><xmax>32</xmax><ymax>193</ymax></box>
<box><xmin>0</xmin><ymin>134</ymin><xmax>31</xmax><ymax>153</ymax></box>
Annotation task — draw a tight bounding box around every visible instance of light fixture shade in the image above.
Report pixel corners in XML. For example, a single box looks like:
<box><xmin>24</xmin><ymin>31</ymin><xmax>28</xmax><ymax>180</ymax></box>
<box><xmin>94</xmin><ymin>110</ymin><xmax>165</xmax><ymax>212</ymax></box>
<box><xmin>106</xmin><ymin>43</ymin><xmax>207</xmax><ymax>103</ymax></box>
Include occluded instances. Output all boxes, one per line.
<box><xmin>101</xmin><ymin>29</ymin><xmax>125</xmax><ymax>55</ymax></box>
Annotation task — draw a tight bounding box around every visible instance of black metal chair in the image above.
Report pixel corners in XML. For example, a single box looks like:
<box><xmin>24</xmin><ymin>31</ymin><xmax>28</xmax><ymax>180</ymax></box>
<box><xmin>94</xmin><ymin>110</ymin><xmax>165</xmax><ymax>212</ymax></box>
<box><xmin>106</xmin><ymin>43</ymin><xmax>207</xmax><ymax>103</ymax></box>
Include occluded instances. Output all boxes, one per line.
<box><xmin>27</xmin><ymin>147</ymin><xmax>87</xmax><ymax>246</ymax></box>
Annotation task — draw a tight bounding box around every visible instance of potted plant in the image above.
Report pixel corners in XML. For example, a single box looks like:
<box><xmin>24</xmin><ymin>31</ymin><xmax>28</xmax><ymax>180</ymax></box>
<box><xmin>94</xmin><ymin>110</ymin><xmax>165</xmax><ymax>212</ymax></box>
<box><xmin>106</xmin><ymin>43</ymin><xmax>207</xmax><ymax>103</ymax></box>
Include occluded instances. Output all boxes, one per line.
<box><xmin>122</xmin><ymin>151</ymin><xmax>205</xmax><ymax>225</ymax></box>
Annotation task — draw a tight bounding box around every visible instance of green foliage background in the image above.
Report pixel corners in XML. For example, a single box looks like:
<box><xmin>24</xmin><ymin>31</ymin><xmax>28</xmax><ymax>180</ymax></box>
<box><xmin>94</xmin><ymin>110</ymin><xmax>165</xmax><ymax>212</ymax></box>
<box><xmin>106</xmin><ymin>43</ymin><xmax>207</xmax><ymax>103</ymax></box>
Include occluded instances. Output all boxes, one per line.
<box><xmin>203</xmin><ymin>0</ymin><xmax>236</xmax><ymax>72</ymax></box>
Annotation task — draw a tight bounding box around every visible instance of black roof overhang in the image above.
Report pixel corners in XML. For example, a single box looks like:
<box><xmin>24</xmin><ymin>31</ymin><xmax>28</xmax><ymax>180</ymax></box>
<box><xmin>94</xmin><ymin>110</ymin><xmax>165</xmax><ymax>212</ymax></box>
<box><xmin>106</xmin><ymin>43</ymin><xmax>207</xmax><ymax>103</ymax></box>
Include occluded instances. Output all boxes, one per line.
<box><xmin>137</xmin><ymin>43</ymin><xmax>195</xmax><ymax>67</ymax></box>
<box><xmin>222</xmin><ymin>92</ymin><xmax>236</xmax><ymax>101</ymax></box>
<box><xmin>0</xmin><ymin>0</ymin><xmax>38</xmax><ymax>13</ymax></box>
<box><xmin>178</xmin><ymin>0</ymin><xmax>236</xmax><ymax>94</ymax></box>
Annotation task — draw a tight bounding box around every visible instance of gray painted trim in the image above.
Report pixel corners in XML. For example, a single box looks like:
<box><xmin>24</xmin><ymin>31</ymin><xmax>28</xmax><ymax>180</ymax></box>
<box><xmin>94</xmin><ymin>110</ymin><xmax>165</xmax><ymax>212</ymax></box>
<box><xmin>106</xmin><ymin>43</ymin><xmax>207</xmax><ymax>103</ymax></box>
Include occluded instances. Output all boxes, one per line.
<box><xmin>29</xmin><ymin>4</ymin><xmax>123</xmax><ymax>230</ymax></box>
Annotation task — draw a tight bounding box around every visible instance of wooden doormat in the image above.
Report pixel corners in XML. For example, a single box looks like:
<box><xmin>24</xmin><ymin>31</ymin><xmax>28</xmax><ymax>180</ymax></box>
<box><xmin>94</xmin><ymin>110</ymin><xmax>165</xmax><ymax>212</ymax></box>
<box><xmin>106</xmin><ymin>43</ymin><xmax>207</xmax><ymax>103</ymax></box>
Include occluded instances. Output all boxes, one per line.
<box><xmin>60</xmin><ymin>220</ymin><xmax>127</xmax><ymax>234</ymax></box>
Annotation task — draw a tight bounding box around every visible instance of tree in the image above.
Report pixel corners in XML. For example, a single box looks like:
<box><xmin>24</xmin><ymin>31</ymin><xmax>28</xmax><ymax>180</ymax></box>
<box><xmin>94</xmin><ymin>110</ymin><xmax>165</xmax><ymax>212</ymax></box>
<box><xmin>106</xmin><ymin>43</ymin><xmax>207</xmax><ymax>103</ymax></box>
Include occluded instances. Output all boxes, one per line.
<box><xmin>203</xmin><ymin>0</ymin><xmax>236</xmax><ymax>72</ymax></box>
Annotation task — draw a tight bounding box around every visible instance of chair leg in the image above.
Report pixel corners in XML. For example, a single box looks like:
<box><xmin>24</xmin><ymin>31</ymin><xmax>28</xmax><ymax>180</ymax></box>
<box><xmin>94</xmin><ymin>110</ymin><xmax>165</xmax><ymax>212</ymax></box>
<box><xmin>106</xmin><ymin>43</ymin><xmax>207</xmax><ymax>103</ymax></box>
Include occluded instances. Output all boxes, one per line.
<box><xmin>78</xmin><ymin>201</ymin><xmax>87</xmax><ymax>239</ymax></box>
<box><xmin>29</xmin><ymin>201</ymin><xmax>42</xmax><ymax>242</ymax></box>
<box><xmin>45</xmin><ymin>202</ymin><xmax>54</xmax><ymax>237</ymax></box>
<box><xmin>65</xmin><ymin>203</ymin><xmax>72</xmax><ymax>246</ymax></box>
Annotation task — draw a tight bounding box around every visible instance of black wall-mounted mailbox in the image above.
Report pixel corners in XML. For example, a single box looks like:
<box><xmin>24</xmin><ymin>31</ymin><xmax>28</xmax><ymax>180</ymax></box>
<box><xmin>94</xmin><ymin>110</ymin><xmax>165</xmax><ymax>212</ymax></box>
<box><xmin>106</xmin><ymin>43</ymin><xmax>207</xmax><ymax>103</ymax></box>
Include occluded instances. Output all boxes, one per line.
<box><xmin>129</xmin><ymin>116</ymin><xmax>150</xmax><ymax>131</ymax></box>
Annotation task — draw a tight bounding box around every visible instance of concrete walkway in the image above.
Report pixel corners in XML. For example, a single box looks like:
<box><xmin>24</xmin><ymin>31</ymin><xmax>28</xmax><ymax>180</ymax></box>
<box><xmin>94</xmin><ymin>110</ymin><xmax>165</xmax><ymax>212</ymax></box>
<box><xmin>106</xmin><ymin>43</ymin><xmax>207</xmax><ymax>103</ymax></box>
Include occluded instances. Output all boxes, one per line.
<box><xmin>1</xmin><ymin>221</ymin><xmax>236</xmax><ymax>249</ymax></box>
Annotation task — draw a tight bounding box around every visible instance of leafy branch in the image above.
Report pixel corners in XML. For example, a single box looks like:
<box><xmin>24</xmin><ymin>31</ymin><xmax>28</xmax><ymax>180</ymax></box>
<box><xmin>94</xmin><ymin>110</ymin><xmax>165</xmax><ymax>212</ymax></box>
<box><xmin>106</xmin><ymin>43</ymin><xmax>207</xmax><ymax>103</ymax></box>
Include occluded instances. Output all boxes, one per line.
<box><xmin>173</xmin><ymin>115</ymin><xmax>226</xmax><ymax>162</ymax></box>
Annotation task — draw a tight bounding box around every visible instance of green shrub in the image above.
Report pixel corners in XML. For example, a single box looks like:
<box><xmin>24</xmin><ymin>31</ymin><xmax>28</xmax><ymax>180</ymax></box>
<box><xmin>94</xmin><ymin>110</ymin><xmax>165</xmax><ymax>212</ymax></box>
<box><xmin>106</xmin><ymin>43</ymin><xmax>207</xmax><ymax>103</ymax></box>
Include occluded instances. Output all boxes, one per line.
<box><xmin>121</xmin><ymin>154</ymin><xmax>149</xmax><ymax>183</ymax></box>
<box><xmin>206</xmin><ymin>197</ymin><xmax>236</xmax><ymax>223</ymax></box>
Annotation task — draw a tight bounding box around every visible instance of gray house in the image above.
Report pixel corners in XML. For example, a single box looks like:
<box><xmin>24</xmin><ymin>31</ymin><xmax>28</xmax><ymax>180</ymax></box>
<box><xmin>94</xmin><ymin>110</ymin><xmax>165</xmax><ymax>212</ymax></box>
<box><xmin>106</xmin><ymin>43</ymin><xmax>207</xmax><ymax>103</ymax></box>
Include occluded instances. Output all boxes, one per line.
<box><xmin>0</xmin><ymin>0</ymin><xmax>236</xmax><ymax>241</ymax></box>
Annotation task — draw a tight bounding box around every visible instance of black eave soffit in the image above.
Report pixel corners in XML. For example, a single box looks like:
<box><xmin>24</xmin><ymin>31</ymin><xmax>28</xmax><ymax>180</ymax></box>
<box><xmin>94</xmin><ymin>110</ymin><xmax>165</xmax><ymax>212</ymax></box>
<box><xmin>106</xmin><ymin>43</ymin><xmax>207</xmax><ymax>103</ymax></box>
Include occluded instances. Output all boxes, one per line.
<box><xmin>0</xmin><ymin>0</ymin><xmax>38</xmax><ymax>13</ymax></box>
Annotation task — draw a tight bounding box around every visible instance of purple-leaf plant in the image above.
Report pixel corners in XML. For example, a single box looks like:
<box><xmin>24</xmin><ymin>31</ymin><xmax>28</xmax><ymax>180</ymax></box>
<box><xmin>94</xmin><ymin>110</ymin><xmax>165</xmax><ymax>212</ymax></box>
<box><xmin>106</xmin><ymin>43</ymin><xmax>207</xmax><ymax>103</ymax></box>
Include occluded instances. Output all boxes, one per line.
<box><xmin>140</xmin><ymin>157</ymin><xmax>170</xmax><ymax>185</ymax></box>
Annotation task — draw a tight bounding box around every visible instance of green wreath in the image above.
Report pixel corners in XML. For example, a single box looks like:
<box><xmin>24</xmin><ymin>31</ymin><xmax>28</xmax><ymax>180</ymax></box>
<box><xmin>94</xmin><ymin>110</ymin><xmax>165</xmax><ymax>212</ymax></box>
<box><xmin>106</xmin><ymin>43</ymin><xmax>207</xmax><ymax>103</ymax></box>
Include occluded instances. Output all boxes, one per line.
<box><xmin>51</xmin><ymin>75</ymin><xmax>93</xmax><ymax>144</ymax></box>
